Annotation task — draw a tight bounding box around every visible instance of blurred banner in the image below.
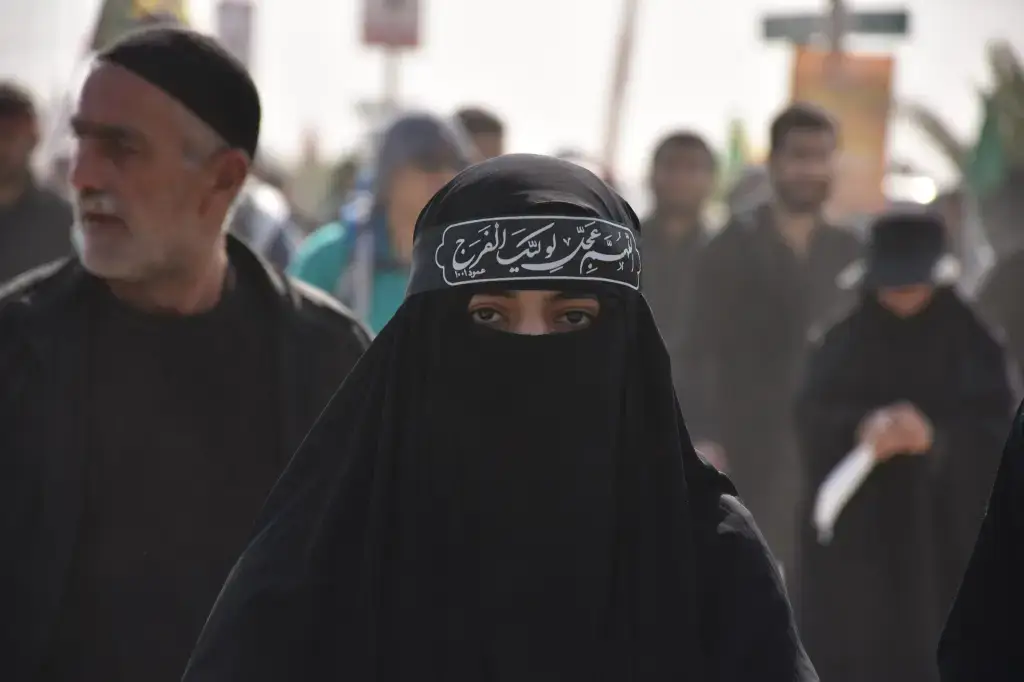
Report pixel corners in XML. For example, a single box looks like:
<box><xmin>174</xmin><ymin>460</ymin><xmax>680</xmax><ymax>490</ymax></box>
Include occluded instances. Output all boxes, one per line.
<box><xmin>90</xmin><ymin>0</ymin><xmax>189</xmax><ymax>51</ymax></box>
<box><xmin>216</xmin><ymin>0</ymin><xmax>255</xmax><ymax>68</ymax></box>
<box><xmin>363</xmin><ymin>0</ymin><xmax>421</xmax><ymax>48</ymax></box>
<box><xmin>791</xmin><ymin>47</ymin><xmax>895</xmax><ymax>219</ymax></box>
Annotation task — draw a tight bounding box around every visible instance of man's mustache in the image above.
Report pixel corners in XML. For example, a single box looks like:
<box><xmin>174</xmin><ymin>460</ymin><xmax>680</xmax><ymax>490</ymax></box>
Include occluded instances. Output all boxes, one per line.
<box><xmin>77</xmin><ymin>191</ymin><xmax>121</xmax><ymax>217</ymax></box>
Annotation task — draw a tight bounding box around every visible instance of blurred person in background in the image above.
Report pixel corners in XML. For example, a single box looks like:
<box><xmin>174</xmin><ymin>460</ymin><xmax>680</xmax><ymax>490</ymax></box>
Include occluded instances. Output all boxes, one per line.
<box><xmin>939</xmin><ymin>399</ymin><xmax>1024</xmax><ymax>682</ymax></box>
<box><xmin>725</xmin><ymin>164</ymin><xmax>773</xmax><ymax>218</ymax></box>
<box><xmin>930</xmin><ymin>189</ymin><xmax>966</xmax><ymax>255</ymax></box>
<box><xmin>796</xmin><ymin>212</ymin><xmax>1012</xmax><ymax>682</ymax></box>
<box><xmin>0</xmin><ymin>82</ymin><xmax>73</xmax><ymax>284</ymax></box>
<box><xmin>928</xmin><ymin>188</ymin><xmax>994</xmax><ymax>298</ymax></box>
<box><xmin>320</xmin><ymin>154</ymin><xmax>361</xmax><ymax>224</ymax></box>
<box><xmin>455</xmin><ymin>106</ymin><xmax>505</xmax><ymax>160</ymax></box>
<box><xmin>974</xmin><ymin>166</ymin><xmax>1024</xmax><ymax>386</ymax></box>
<box><xmin>681</xmin><ymin>103</ymin><xmax>862</xmax><ymax>583</ymax></box>
<box><xmin>228</xmin><ymin>175</ymin><xmax>303</xmax><ymax>270</ymax></box>
<box><xmin>289</xmin><ymin>112</ymin><xmax>473</xmax><ymax>332</ymax></box>
<box><xmin>0</xmin><ymin>28</ymin><xmax>369</xmax><ymax>682</ymax></box>
<box><xmin>43</xmin><ymin>154</ymin><xmax>74</xmax><ymax>201</ymax></box>
<box><xmin>640</xmin><ymin>131</ymin><xmax>720</xmax><ymax>465</ymax></box>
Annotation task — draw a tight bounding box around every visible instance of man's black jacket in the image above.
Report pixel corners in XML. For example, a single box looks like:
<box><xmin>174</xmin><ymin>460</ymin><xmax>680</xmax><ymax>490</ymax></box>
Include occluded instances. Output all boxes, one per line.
<box><xmin>0</xmin><ymin>237</ymin><xmax>371</xmax><ymax>681</ymax></box>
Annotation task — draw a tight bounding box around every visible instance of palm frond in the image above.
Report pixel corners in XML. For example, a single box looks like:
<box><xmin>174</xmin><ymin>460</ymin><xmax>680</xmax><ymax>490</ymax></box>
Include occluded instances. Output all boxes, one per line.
<box><xmin>897</xmin><ymin>101</ymin><xmax>970</xmax><ymax>171</ymax></box>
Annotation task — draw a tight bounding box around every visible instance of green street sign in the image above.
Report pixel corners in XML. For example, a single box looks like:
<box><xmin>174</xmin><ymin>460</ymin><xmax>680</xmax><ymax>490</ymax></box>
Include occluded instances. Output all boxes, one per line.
<box><xmin>763</xmin><ymin>10</ymin><xmax>909</xmax><ymax>43</ymax></box>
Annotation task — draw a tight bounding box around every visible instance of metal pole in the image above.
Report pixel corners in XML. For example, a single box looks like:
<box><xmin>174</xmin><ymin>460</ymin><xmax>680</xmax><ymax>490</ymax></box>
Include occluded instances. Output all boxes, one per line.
<box><xmin>383</xmin><ymin>48</ymin><xmax>400</xmax><ymax>118</ymax></box>
<box><xmin>827</xmin><ymin>0</ymin><xmax>845</xmax><ymax>52</ymax></box>
<box><xmin>825</xmin><ymin>0</ymin><xmax>845</xmax><ymax>81</ymax></box>
<box><xmin>600</xmin><ymin>0</ymin><xmax>641</xmax><ymax>179</ymax></box>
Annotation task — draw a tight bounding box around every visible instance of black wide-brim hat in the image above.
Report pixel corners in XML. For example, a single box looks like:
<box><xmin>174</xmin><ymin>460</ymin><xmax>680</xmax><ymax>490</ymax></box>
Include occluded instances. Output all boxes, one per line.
<box><xmin>837</xmin><ymin>210</ymin><xmax>960</xmax><ymax>290</ymax></box>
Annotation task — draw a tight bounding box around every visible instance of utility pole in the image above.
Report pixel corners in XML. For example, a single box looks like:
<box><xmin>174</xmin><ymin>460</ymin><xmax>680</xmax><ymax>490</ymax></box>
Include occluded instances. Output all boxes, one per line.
<box><xmin>383</xmin><ymin>49</ymin><xmax>400</xmax><ymax>113</ymax></box>
<box><xmin>762</xmin><ymin>4</ymin><xmax>908</xmax><ymax>49</ymax></box>
<box><xmin>363</xmin><ymin>0</ymin><xmax>420</xmax><ymax>123</ymax></box>
<box><xmin>825</xmin><ymin>0</ymin><xmax>846</xmax><ymax>81</ymax></box>
<box><xmin>600</xmin><ymin>0</ymin><xmax>642</xmax><ymax>180</ymax></box>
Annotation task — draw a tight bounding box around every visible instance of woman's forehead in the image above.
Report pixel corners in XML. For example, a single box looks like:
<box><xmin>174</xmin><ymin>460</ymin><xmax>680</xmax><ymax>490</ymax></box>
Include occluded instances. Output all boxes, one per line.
<box><xmin>470</xmin><ymin>287</ymin><xmax>601</xmax><ymax>300</ymax></box>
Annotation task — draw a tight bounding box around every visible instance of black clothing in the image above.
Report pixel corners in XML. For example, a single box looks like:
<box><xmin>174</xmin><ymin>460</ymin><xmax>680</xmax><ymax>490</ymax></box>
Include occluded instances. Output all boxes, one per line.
<box><xmin>859</xmin><ymin>211</ymin><xmax>949</xmax><ymax>288</ymax></box>
<box><xmin>37</xmin><ymin>268</ymin><xmax>281</xmax><ymax>681</ymax></box>
<box><xmin>0</xmin><ymin>182</ymin><xmax>72</xmax><ymax>284</ymax></box>
<box><xmin>938</xmin><ymin>400</ymin><xmax>1024</xmax><ymax>681</ymax></box>
<box><xmin>0</xmin><ymin>237</ymin><xmax>370</xmax><ymax>682</ymax></box>
<box><xmin>796</xmin><ymin>290</ymin><xmax>1012</xmax><ymax>682</ymax></box>
<box><xmin>640</xmin><ymin>214</ymin><xmax>705</xmax><ymax>408</ymax></box>
<box><xmin>184</xmin><ymin>155</ymin><xmax>816</xmax><ymax>681</ymax></box>
<box><xmin>682</xmin><ymin>204</ymin><xmax>861</xmax><ymax>575</ymax></box>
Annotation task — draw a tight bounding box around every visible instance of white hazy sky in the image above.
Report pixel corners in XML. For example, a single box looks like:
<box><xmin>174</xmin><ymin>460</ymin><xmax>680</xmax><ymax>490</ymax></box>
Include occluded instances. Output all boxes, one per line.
<box><xmin>1</xmin><ymin>0</ymin><xmax>1023</xmax><ymax>190</ymax></box>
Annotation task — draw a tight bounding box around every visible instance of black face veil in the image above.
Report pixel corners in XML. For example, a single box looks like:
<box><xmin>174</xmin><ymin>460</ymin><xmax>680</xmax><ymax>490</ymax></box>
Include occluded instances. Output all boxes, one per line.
<box><xmin>184</xmin><ymin>155</ymin><xmax>739</xmax><ymax>681</ymax></box>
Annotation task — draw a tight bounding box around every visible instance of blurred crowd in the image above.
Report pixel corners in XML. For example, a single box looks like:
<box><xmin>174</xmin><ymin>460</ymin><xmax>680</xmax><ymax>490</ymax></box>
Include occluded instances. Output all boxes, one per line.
<box><xmin>3</xmin><ymin>16</ymin><xmax>1024</xmax><ymax>682</ymax></box>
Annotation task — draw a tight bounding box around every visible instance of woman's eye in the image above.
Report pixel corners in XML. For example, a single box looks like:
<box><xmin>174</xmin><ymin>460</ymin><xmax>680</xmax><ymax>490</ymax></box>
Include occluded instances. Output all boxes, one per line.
<box><xmin>470</xmin><ymin>308</ymin><xmax>504</xmax><ymax>325</ymax></box>
<box><xmin>558</xmin><ymin>310</ymin><xmax>594</xmax><ymax>327</ymax></box>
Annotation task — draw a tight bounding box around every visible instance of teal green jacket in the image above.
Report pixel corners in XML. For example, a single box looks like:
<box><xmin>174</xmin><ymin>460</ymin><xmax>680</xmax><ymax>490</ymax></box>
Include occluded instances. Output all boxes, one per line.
<box><xmin>288</xmin><ymin>221</ymin><xmax>408</xmax><ymax>334</ymax></box>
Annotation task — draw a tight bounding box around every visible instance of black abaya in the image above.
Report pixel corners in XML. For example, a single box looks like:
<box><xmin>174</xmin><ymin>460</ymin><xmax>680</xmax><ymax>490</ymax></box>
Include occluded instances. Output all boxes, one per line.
<box><xmin>184</xmin><ymin>154</ymin><xmax>815</xmax><ymax>681</ymax></box>
<box><xmin>795</xmin><ymin>290</ymin><xmax>1012</xmax><ymax>682</ymax></box>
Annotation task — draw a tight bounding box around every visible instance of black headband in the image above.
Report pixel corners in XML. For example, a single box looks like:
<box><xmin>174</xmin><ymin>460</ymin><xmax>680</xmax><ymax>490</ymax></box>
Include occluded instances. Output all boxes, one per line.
<box><xmin>407</xmin><ymin>216</ymin><xmax>642</xmax><ymax>296</ymax></box>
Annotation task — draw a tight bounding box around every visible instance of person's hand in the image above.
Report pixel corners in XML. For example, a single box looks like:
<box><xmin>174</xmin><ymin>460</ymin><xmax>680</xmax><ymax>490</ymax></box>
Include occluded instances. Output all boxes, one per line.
<box><xmin>890</xmin><ymin>402</ymin><xmax>934</xmax><ymax>454</ymax></box>
<box><xmin>860</xmin><ymin>404</ymin><xmax>934</xmax><ymax>461</ymax></box>
<box><xmin>860</xmin><ymin>408</ymin><xmax>903</xmax><ymax>462</ymax></box>
<box><xmin>695</xmin><ymin>441</ymin><xmax>728</xmax><ymax>473</ymax></box>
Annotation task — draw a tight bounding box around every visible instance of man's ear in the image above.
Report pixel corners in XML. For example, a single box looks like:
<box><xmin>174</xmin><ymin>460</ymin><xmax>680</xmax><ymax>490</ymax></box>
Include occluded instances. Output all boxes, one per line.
<box><xmin>212</xmin><ymin>149</ymin><xmax>250</xmax><ymax>196</ymax></box>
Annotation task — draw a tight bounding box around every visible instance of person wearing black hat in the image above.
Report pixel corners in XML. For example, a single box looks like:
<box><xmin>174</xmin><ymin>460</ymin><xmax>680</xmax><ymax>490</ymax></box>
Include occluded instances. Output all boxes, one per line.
<box><xmin>793</xmin><ymin>211</ymin><xmax>1014</xmax><ymax>682</ymax></box>
<box><xmin>0</xmin><ymin>81</ymin><xmax>73</xmax><ymax>283</ymax></box>
<box><xmin>0</xmin><ymin>27</ymin><xmax>370</xmax><ymax>682</ymax></box>
<box><xmin>183</xmin><ymin>154</ymin><xmax>817</xmax><ymax>682</ymax></box>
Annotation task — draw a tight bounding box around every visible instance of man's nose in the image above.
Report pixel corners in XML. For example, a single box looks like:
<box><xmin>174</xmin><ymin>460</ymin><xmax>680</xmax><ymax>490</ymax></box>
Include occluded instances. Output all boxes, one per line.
<box><xmin>70</xmin><ymin>144</ymin><xmax>109</xmax><ymax>194</ymax></box>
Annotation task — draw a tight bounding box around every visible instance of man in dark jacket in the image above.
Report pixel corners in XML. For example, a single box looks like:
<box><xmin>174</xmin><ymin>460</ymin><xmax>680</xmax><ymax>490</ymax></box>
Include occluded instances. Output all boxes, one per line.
<box><xmin>0</xmin><ymin>28</ymin><xmax>369</xmax><ymax>682</ymax></box>
<box><xmin>796</xmin><ymin>212</ymin><xmax>1012</xmax><ymax>682</ymax></box>
<box><xmin>0</xmin><ymin>82</ymin><xmax>73</xmax><ymax>283</ymax></box>
<box><xmin>681</xmin><ymin>103</ymin><xmax>862</xmax><ymax>580</ymax></box>
<box><xmin>640</xmin><ymin>131</ymin><xmax>718</xmax><ymax>462</ymax></box>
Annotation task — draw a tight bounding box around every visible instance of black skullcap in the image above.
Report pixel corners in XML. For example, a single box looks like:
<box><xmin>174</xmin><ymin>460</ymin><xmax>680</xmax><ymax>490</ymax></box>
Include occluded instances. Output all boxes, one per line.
<box><xmin>98</xmin><ymin>27</ymin><xmax>260</xmax><ymax>158</ymax></box>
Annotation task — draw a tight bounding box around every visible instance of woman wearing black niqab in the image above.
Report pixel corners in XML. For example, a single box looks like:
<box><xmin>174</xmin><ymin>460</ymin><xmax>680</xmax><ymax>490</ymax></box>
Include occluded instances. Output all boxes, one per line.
<box><xmin>184</xmin><ymin>154</ymin><xmax>815</xmax><ymax>681</ymax></box>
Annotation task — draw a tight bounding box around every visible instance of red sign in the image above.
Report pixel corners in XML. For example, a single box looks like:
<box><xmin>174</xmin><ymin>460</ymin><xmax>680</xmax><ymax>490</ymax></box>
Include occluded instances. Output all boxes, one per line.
<box><xmin>362</xmin><ymin>0</ymin><xmax>420</xmax><ymax>48</ymax></box>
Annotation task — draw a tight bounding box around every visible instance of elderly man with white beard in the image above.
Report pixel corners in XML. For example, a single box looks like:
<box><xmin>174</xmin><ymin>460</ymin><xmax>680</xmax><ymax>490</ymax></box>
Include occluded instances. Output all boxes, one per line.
<box><xmin>0</xmin><ymin>27</ymin><xmax>369</xmax><ymax>682</ymax></box>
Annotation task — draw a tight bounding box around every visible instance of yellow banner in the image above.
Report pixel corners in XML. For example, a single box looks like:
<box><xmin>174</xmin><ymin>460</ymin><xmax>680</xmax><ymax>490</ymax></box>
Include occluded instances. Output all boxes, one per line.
<box><xmin>132</xmin><ymin>0</ymin><xmax>187</xmax><ymax>18</ymax></box>
<box><xmin>791</xmin><ymin>47</ymin><xmax>894</xmax><ymax>218</ymax></box>
<box><xmin>90</xmin><ymin>0</ymin><xmax>190</xmax><ymax>51</ymax></box>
